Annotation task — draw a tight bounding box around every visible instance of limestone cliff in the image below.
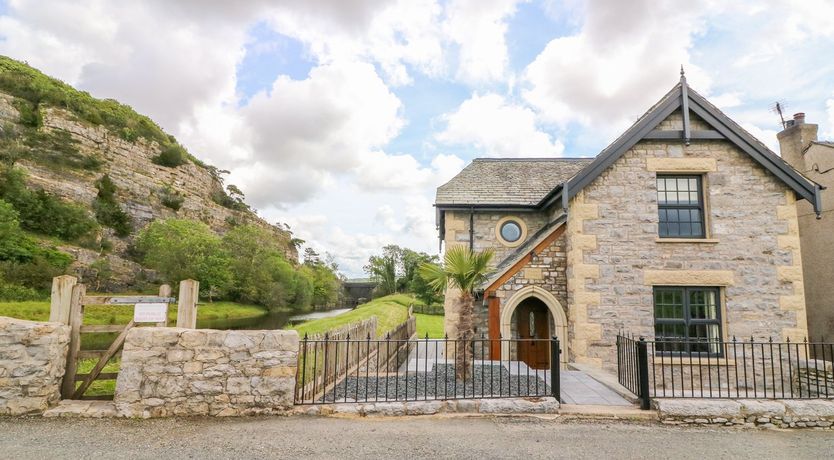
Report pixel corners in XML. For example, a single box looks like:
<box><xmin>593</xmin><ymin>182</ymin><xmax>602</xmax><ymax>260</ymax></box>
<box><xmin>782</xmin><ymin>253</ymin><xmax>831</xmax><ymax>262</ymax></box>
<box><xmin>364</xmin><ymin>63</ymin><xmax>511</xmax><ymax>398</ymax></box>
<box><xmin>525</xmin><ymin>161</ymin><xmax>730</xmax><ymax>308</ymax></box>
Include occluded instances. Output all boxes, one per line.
<box><xmin>0</xmin><ymin>77</ymin><xmax>296</xmax><ymax>289</ymax></box>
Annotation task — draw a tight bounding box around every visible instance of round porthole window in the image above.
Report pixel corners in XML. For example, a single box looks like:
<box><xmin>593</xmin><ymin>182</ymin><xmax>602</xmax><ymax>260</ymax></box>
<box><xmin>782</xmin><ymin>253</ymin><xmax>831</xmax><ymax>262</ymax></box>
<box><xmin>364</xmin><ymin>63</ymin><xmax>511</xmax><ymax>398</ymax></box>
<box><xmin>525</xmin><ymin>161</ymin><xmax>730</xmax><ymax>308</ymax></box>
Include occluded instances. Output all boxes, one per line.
<box><xmin>495</xmin><ymin>216</ymin><xmax>527</xmax><ymax>247</ymax></box>
<box><xmin>500</xmin><ymin>221</ymin><xmax>522</xmax><ymax>243</ymax></box>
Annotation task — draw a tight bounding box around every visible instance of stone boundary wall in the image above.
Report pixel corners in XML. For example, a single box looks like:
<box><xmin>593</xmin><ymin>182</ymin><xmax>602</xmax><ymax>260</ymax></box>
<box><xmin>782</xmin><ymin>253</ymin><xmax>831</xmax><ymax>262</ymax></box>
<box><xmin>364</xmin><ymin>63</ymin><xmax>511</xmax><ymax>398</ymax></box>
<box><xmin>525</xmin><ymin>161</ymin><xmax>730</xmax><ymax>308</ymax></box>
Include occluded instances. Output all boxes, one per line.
<box><xmin>115</xmin><ymin>327</ymin><xmax>299</xmax><ymax>418</ymax></box>
<box><xmin>0</xmin><ymin>317</ymin><xmax>70</xmax><ymax>415</ymax></box>
<box><xmin>656</xmin><ymin>398</ymin><xmax>834</xmax><ymax>429</ymax></box>
<box><xmin>293</xmin><ymin>397</ymin><xmax>560</xmax><ymax>417</ymax></box>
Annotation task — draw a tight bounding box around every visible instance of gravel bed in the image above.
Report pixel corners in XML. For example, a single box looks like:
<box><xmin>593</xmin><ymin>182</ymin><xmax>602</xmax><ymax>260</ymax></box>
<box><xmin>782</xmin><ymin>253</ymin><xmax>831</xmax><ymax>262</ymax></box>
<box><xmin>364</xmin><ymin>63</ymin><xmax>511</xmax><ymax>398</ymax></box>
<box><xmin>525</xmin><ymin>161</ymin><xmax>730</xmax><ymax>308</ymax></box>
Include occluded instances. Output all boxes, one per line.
<box><xmin>321</xmin><ymin>364</ymin><xmax>551</xmax><ymax>402</ymax></box>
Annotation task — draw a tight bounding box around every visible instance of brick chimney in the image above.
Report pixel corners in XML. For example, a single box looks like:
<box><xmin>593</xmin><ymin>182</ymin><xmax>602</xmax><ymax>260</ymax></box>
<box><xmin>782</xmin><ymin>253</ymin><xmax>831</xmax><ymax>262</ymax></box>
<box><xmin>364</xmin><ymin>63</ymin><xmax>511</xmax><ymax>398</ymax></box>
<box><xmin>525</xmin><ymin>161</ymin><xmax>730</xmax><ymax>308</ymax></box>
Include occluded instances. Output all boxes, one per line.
<box><xmin>777</xmin><ymin>112</ymin><xmax>818</xmax><ymax>169</ymax></box>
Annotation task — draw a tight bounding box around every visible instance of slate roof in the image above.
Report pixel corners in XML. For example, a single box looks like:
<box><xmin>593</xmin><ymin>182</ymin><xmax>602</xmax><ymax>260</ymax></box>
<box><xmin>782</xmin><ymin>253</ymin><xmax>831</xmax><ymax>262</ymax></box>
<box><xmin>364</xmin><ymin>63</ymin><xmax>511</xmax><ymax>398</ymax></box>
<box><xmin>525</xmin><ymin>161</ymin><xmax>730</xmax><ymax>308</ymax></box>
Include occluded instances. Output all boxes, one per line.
<box><xmin>435</xmin><ymin>158</ymin><xmax>593</xmax><ymax>206</ymax></box>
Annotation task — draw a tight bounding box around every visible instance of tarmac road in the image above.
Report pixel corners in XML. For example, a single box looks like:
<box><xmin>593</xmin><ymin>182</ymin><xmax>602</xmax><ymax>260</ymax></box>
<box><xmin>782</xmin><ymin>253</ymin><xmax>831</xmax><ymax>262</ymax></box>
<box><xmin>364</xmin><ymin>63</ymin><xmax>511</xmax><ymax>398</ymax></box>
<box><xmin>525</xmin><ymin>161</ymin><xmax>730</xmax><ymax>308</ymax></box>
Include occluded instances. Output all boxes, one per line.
<box><xmin>1</xmin><ymin>414</ymin><xmax>832</xmax><ymax>459</ymax></box>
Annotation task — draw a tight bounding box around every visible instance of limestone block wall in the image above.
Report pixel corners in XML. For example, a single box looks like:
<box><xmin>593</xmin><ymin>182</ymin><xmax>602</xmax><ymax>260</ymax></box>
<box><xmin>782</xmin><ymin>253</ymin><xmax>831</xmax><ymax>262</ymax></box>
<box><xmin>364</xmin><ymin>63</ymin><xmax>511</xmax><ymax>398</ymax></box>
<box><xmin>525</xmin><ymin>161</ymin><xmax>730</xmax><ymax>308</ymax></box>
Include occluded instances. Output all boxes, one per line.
<box><xmin>444</xmin><ymin>210</ymin><xmax>549</xmax><ymax>265</ymax></box>
<box><xmin>0</xmin><ymin>317</ymin><xmax>70</xmax><ymax>415</ymax></box>
<box><xmin>476</xmin><ymin>233</ymin><xmax>568</xmax><ymax>338</ymax></box>
<box><xmin>443</xmin><ymin>209</ymin><xmax>548</xmax><ymax>338</ymax></box>
<box><xmin>566</xmin><ymin>110</ymin><xmax>807</xmax><ymax>370</ymax></box>
<box><xmin>115</xmin><ymin>327</ymin><xmax>299</xmax><ymax>418</ymax></box>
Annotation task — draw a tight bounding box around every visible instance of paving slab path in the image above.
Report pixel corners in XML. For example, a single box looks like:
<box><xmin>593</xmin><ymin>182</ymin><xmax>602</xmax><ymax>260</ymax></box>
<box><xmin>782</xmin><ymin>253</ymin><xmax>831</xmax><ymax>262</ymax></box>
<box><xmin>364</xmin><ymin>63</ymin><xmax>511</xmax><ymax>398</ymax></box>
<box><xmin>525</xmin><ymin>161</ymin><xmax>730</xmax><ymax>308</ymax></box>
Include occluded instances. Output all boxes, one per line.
<box><xmin>397</xmin><ymin>345</ymin><xmax>633</xmax><ymax>406</ymax></box>
<box><xmin>2</xmin><ymin>415</ymin><xmax>832</xmax><ymax>459</ymax></box>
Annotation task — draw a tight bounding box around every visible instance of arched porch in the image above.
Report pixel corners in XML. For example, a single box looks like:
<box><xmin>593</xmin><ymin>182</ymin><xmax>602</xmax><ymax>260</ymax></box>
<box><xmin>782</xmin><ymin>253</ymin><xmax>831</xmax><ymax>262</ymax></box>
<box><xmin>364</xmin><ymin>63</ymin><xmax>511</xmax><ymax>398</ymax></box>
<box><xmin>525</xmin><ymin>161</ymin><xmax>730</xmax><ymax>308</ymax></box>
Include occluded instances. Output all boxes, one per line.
<box><xmin>499</xmin><ymin>286</ymin><xmax>568</xmax><ymax>368</ymax></box>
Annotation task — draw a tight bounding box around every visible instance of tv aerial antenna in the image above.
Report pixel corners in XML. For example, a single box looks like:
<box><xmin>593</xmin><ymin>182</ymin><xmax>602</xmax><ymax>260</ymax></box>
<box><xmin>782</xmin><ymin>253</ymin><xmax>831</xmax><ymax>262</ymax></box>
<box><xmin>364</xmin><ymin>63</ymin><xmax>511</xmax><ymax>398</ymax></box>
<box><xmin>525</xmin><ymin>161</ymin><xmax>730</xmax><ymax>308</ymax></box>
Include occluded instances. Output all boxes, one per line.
<box><xmin>771</xmin><ymin>101</ymin><xmax>788</xmax><ymax>129</ymax></box>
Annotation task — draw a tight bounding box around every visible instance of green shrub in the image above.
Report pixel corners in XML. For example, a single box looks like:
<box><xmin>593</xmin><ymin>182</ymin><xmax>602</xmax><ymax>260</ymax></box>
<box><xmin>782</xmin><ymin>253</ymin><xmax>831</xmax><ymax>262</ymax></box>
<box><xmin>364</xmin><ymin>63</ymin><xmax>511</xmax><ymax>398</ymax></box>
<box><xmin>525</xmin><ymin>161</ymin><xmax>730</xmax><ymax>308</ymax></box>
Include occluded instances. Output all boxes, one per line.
<box><xmin>0</xmin><ymin>56</ymin><xmax>190</xmax><ymax>165</ymax></box>
<box><xmin>12</xmin><ymin>99</ymin><xmax>41</xmax><ymax>127</ymax></box>
<box><xmin>159</xmin><ymin>186</ymin><xmax>184</xmax><ymax>211</ymax></box>
<box><xmin>93</xmin><ymin>174</ymin><xmax>132</xmax><ymax>237</ymax></box>
<box><xmin>211</xmin><ymin>188</ymin><xmax>248</xmax><ymax>211</ymax></box>
<box><xmin>19</xmin><ymin>129</ymin><xmax>102</xmax><ymax>171</ymax></box>
<box><xmin>152</xmin><ymin>144</ymin><xmax>188</xmax><ymax>167</ymax></box>
<box><xmin>0</xmin><ymin>167</ymin><xmax>97</xmax><ymax>240</ymax></box>
<box><xmin>136</xmin><ymin>219</ymin><xmax>232</xmax><ymax>300</ymax></box>
<box><xmin>0</xmin><ymin>282</ymin><xmax>44</xmax><ymax>301</ymax></box>
<box><xmin>0</xmin><ymin>256</ymin><xmax>69</xmax><ymax>292</ymax></box>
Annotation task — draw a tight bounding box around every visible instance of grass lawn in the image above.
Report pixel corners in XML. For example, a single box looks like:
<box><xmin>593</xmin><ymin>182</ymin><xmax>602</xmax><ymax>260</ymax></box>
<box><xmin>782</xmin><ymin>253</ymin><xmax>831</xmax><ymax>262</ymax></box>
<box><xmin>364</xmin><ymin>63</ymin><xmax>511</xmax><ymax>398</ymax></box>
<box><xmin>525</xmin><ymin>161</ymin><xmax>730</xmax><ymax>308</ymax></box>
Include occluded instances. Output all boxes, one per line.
<box><xmin>291</xmin><ymin>293</ymin><xmax>445</xmax><ymax>339</ymax></box>
<box><xmin>415</xmin><ymin>313</ymin><xmax>445</xmax><ymax>339</ymax></box>
<box><xmin>75</xmin><ymin>358</ymin><xmax>120</xmax><ymax>397</ymax></box>
<box><xmin>291</xmin><ymin>294</ymin><xmax>413</xmax><ymax>338</ymax></box>
<box><xmin>0</xmin><ymin>300</ymin><xmax>268</xmax><ymax>325</ymax></box>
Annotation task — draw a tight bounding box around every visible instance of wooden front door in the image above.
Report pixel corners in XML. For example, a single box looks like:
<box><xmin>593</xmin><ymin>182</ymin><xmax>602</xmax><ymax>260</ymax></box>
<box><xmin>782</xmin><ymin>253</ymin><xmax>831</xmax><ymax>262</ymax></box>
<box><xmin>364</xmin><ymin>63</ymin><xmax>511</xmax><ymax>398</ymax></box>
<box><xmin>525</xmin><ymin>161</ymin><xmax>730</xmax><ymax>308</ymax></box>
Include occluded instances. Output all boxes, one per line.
<box><xmin>517</xmin><ymin>301</ymin><xmax>550</xmax><ymax>369</ymax></box>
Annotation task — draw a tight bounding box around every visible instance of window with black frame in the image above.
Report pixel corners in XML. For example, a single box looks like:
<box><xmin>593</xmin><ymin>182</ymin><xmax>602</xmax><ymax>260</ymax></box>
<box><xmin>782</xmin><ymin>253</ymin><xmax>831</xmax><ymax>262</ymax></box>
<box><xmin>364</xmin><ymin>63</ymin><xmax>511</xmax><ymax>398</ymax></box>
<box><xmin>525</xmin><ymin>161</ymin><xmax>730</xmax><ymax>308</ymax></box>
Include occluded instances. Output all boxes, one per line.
<box><xmin>656</xmin><ymin>175</ymin><xmax>705</xmax><ymax>238</ymax></box>
<box><xmin>653</xmin><ymin>286</ymin><xmax>722</xmax><ymax>356</ymax></box>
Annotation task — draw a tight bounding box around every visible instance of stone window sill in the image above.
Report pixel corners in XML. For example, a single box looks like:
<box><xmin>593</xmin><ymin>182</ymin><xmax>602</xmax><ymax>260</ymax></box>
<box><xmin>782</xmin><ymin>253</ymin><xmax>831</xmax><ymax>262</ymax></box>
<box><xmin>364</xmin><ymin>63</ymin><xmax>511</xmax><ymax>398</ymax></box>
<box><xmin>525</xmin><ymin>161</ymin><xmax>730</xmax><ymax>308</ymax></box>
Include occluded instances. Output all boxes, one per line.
<box><xmin>655</xmin><ymin>238</ymin><xmax>719</xmax><ymax>244</ymax></box>
<box><xmin>655</xmin><ymin>357</ymin><xmax>736</xmax><ymax>366</ymax></box>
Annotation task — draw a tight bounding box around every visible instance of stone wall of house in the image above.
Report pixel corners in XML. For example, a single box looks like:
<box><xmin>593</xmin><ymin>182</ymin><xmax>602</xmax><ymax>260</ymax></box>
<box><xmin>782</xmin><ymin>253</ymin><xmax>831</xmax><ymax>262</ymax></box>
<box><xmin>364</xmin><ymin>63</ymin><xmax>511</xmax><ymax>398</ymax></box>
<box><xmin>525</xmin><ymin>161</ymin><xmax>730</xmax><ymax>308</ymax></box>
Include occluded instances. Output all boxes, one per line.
<box><xmin>473</xmin><ymin>233</ymin><xmax>568</xmax><ymax>357</ymax></box>
<box><xmin>443</xmin><ymin>209</ymin><xmax>549</xmax><ymax>339</ymax></box>
<box><xmin>0</xmin><ymin>317</ymin><xmax>69</xmax><ymax>415</ymax></box>
<box><xmin>114</xmin><ymin>327</ymin><xmax>299</xmax><ymax>418</ymax></box>
<box><xmin>443</xmin><ymin>210</ymin><xmax>549</xmax><ymax>265</ymax></box>
<box><xmin>565</xmin><ymin>110</ymin><xmax>808</xmax><ymax>370</ymax></box>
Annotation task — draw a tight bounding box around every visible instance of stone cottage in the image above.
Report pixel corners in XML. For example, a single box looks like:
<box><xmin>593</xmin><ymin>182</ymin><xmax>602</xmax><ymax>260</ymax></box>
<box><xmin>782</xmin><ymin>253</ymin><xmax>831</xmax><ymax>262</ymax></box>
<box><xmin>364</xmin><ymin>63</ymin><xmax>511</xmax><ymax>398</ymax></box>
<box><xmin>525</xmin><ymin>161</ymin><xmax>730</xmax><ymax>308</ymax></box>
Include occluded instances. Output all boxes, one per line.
<box><xmin>434</xmin><ymin>73</ymin><xmax>822</xmax><ymax>372</ymax></box>
<box><xmin>778</xmin><ymin>114</ymin><xmax>833</xmax><ymax>344</ymax></box>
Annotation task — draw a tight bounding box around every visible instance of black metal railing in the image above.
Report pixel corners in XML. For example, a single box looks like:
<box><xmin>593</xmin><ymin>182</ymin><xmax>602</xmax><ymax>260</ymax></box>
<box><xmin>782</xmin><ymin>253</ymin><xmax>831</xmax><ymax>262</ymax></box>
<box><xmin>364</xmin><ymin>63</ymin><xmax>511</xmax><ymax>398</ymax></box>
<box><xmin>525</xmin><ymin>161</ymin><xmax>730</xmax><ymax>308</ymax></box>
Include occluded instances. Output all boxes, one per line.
<box><xmin>295</xmin><ymin>334</ymin><xmax>561</xmax><ymax>405</ymax></box>
<box><xmin>617</xmin><ymin>334</ymin><xmax>834</xmax><ymax>408</ymax></box>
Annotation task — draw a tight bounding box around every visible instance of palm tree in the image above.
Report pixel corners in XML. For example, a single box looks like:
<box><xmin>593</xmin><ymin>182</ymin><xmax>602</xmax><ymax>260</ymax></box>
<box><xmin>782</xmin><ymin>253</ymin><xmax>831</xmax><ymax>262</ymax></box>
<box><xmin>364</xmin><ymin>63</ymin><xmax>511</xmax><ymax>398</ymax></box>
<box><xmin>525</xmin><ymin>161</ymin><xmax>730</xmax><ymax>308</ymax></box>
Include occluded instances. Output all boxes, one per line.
<box><xmin>419</xmin><ymin>245</ymin><xmax>493</xmax><ymax>381</ymax></box>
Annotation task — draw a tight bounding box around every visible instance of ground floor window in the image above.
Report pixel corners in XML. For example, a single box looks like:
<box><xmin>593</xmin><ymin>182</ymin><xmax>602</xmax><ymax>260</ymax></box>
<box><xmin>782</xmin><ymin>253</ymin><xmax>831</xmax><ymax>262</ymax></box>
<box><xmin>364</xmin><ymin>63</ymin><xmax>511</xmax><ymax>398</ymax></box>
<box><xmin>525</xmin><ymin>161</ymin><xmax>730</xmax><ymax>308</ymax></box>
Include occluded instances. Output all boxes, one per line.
<box><xmin>653</xmin><ymin>286</ymin><xmax>722</xmax><ymax>356</ymax></box>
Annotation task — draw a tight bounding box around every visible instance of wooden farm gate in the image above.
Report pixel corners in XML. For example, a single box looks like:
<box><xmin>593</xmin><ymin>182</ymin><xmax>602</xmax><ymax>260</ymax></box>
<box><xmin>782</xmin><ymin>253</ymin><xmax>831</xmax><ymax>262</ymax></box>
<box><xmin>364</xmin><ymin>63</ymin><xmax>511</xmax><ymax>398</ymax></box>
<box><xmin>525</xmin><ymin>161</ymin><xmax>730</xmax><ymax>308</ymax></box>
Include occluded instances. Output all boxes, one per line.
<box><xmin>50</xmin><ymin>276</ymin><xmax>199</xmax><ymax>400</ymax></box>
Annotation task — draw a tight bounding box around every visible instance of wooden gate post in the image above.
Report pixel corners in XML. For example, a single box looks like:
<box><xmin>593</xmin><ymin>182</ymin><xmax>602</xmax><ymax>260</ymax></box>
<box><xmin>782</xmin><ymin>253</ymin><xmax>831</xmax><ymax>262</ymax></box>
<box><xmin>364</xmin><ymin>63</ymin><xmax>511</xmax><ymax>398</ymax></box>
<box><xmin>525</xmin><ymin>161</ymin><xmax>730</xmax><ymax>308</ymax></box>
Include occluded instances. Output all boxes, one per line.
<box><xmin>49</xmin><ymin>275</ymin><xmax>77</xmax><ymax>324</ymax></box>
<box><xmin>61</xmin><ymin>283</ymin><xmax>85</xmax><ymax>399</ymax></box>
<box><xmin>157</xmin><ymin>284</ymin><xmax>172</xmax><ymax>327</ymax></box>
<box><xmin>176</xmin><ymin>279</ymin><xmax>199</xmax><ymax>329</ymax></box>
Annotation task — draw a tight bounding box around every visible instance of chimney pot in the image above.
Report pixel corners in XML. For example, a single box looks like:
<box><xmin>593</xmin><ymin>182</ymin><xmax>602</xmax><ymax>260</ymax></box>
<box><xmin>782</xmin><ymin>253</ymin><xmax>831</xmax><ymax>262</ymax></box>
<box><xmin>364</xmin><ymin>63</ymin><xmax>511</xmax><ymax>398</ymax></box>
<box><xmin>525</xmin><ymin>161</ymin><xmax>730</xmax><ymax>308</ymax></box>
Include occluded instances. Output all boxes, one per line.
<box><xmin>793</xmin><ymin>112</ymin><xmax>806</xmax><ymax>124</ymax></box>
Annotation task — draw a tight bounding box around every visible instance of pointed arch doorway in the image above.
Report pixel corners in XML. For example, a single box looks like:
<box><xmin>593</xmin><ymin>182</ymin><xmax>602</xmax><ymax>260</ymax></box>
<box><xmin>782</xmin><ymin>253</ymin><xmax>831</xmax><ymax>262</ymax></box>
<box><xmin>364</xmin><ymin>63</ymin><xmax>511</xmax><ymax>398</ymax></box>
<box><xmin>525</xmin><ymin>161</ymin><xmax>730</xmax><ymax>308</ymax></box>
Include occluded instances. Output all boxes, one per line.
<box><xmin>498</xmin><ymin>286</ymin><xmax>568</xmax><ymax>369</ymax></box>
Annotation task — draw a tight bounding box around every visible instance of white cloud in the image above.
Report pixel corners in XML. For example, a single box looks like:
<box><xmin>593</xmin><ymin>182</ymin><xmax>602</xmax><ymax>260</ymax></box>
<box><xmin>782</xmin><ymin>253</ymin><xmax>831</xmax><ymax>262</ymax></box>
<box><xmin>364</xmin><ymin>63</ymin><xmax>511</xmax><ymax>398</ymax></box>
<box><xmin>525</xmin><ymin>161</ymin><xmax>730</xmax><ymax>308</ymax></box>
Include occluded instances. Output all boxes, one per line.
<box><xmin>436</xmin><ymin>93</ymin><xmax>564</xmax><ymax>157</ymax></box>
<box><xmin>443</xmin><ymin>0</ymin><xmax>524</xmax><ymax>83</ymax></box>
<box><xmin>740</xmin><ymin>123</ymin><xmax>780</xmax><ymax>153</ymax></box>
<box><xmin>826</xmin><ymin>94</ymin><xmax>834</xmax><ymax>139</ymax></box>
<box><xmin>523</xmin><ymin>0</ymin><xmax>716</xmax><ymax>131</ymax></box>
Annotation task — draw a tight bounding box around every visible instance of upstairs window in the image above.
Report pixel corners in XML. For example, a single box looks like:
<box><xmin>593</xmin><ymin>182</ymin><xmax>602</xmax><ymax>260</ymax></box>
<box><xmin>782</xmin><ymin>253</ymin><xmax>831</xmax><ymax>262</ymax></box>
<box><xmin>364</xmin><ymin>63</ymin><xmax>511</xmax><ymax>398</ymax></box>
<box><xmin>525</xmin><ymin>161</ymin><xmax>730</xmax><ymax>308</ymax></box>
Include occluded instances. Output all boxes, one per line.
<box><xmin>657</xmin><ymin>175</ymin><xmax>705</xmax><ymax>238</ymax></box>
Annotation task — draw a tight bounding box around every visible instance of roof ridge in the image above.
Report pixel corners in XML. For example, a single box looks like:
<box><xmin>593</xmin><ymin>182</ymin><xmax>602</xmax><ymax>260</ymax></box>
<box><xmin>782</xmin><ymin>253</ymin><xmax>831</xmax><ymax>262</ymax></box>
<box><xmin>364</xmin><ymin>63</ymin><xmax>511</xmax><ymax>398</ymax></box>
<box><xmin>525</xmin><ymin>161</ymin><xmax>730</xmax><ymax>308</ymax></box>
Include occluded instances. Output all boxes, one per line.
<box><xmin>472</xmin><ymin>157</ymin><xmax>593</xmax><ymax>162</ymax></box>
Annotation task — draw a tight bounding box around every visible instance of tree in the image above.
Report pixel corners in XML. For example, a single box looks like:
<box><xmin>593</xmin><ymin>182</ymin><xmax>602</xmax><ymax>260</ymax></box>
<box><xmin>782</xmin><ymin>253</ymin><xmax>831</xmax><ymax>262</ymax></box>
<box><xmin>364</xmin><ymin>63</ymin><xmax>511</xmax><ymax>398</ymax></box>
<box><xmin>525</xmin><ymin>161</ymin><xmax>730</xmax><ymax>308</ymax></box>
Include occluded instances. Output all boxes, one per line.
<box><xmin>364</xmin><ymin>245</ymin><xmax>440</xmax><ymax>302</ymax></box>
<box><xmin>221</xmin><ymin>224</ymin><xmax>298</xmax><ymax>309</ymax></box>
<box><xmin>401</xmin><ymin>249</ymin><xmax>441</xmax><ymax>305</ymax></box>
<box><xmin>419</xmin><ymin>246</ymin><xmax>493</xmax><ymax>380</ymax></box>
<box><xmin>302</xmin><ymin>247</ymin><xmax>342</xmax><ymax>307</ymax></box>
<box><xmin>366</xmin><ymin>253</ymin><xmax>398</xmax><ymax>296</ymax></box>
<box><xmin>136</xmin><ymin>219</ymin><xmax>232</xmax><ymax>300</ymax></box>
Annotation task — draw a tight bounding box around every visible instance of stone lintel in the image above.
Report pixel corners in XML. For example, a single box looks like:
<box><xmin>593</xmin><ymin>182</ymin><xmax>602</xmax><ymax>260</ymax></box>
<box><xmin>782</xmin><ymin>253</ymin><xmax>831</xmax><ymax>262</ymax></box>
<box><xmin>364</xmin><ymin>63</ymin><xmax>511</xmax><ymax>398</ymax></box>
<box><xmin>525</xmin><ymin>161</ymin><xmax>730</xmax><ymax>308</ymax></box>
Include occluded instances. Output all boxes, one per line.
<box><xmin>643</xmin><ymin>270</ymin><xmax>734</xmax><ymax>286</ymax></box>
<box><xmin>646</xmin><ymin>157</ymin><xmax>717</xmax><ymax>172</ymax></box>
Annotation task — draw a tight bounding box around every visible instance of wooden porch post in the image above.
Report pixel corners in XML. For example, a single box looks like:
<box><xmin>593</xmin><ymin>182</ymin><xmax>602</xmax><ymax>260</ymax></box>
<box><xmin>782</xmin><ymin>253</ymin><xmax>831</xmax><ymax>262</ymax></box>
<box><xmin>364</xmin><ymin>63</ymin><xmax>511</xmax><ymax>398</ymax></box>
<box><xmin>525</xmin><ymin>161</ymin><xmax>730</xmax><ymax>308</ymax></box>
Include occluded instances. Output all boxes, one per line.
<box><xmin>487</xmin><ymin>293</ymin><xmax>501</xmax><ymax>360</ymax></box>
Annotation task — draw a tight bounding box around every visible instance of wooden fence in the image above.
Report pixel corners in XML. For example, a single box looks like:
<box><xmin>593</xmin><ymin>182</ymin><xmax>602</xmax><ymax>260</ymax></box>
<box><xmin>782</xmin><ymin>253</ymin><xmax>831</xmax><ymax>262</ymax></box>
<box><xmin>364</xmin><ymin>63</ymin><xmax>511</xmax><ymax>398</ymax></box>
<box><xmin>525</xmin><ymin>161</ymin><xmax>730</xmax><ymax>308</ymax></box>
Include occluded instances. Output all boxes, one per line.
<box><xmin>296</xmin><ymin>315</ymin><xmax>417</xmax><ymax>403</ymax></box>
<box><xmin>49</xmin><ymin>275</ymin><xmax>199</xmax><ymax>400</ymax></box>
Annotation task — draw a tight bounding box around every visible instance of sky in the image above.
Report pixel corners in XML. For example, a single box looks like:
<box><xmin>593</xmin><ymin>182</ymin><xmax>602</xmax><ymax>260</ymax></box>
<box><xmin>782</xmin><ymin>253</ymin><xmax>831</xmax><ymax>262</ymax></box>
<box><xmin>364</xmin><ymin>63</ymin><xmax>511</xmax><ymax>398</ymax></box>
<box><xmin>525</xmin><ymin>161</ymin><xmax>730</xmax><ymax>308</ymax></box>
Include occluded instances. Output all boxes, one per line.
<box><xmin>1</xmin><ymin>0</ymin><xmax>833</xmax><ymax>277</ymax></box>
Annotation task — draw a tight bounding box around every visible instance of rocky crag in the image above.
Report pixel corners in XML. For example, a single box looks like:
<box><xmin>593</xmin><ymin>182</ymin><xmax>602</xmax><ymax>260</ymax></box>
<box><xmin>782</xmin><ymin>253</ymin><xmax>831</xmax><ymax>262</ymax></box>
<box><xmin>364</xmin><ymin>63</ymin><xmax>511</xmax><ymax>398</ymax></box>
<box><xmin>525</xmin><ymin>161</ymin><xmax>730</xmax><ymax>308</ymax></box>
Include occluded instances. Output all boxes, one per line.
<box><xmin>0</xmin><ymin>60</ymin><xmax>296</xmax><ymax>290</ymax></box>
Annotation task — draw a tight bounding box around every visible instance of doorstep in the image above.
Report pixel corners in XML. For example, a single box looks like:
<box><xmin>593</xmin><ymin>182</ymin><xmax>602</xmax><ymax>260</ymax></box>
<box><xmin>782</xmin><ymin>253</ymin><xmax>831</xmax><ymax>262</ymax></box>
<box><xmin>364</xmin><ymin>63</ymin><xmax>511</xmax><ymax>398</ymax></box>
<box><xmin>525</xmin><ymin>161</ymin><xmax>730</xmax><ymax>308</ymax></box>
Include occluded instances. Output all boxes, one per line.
<box><xmin>43</xmin><ymin>400</ymin><xmax>117</xmax><ymax>418</ymax></box>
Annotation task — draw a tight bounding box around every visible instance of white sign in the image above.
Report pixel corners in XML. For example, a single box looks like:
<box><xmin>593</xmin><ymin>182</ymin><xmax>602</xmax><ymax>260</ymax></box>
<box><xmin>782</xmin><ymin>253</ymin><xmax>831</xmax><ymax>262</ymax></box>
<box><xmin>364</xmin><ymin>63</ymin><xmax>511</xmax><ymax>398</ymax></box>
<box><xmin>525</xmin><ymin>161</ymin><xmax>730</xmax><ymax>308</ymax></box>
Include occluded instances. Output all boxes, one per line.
<box><xmin>133</xmin><ymin>303</ymin><xmax>168</xmax><ymax>323</ymax></box>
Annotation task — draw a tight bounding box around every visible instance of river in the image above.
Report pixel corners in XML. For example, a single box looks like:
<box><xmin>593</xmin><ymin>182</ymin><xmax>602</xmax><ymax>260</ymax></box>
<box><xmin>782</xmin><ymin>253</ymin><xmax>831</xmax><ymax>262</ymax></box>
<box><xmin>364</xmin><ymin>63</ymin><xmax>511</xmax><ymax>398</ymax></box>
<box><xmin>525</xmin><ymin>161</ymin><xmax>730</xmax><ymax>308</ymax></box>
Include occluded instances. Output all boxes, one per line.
<box><xmin>196</xmin><ymin>307</ymin><xmax>353</xmax><ymax>331</ymax></box>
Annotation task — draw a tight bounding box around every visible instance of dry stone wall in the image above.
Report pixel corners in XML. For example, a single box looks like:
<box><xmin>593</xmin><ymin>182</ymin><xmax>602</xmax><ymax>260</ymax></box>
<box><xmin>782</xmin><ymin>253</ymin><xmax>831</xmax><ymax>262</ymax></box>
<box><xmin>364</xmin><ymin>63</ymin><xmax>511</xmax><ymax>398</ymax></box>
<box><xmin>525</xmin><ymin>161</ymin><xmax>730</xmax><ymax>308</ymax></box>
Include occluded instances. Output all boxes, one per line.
<box><xmin>656</xmin><ymin>398</ymin><xmax>834</xmax><ymax>429</ymax></box>
<box><xmin>0</xmin><ymin>317</ymin><xmax>69</xmax><ymax>415</ymax></box>
<box><xmin>115</xmin><ymin>327</ymin><xmax>299</xmax><ymax>418</ymax></box>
